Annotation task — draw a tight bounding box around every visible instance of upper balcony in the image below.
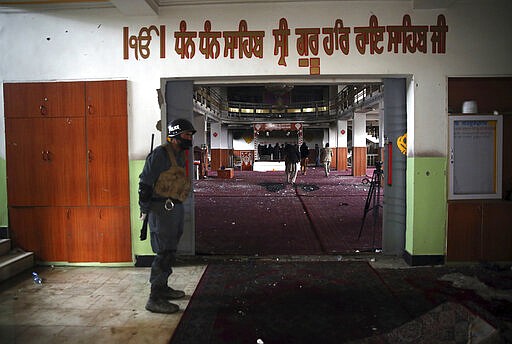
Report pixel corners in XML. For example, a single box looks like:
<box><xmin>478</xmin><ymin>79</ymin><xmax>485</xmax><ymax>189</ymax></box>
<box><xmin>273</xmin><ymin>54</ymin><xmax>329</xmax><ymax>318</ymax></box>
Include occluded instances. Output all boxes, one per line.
<box><xmin>194</xmin><ymin>83</ymin><xmax>383</xmax><ymax>125</ymax></box>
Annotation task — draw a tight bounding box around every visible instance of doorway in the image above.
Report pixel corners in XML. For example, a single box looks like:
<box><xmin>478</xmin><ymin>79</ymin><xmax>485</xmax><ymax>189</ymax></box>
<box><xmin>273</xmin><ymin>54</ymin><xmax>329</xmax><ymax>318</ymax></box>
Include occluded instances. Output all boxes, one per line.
<box><xmin>164</xmin><ymin>77</ymin><xmax>407</xmax><ymax>257</ymax></box>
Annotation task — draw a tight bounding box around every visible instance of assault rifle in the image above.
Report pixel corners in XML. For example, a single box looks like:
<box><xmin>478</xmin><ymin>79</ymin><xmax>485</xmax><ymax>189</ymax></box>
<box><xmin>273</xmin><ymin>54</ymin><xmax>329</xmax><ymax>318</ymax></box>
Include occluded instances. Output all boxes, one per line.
<box><xmin>139</xmin><ymin>133</ymin><xmax>155</xmax><ymax>241</ymax></box>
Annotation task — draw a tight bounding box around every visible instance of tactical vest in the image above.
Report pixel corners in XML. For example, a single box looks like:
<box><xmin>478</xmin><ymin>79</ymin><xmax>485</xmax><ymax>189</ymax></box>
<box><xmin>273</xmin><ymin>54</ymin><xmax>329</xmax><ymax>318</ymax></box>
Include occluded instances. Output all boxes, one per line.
<box><xmin>153</xmin><ymin>145</ymin><xmax>192</xmax><ymax>202</ymax></box>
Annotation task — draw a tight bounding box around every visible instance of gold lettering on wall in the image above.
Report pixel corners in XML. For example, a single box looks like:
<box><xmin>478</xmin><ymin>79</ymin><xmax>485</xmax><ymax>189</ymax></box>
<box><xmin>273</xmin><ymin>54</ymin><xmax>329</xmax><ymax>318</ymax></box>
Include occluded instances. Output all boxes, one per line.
<box><xmin>122</xmin><ymin>14</ymin><xmax>448</xmax><ymax>75</ymax></box>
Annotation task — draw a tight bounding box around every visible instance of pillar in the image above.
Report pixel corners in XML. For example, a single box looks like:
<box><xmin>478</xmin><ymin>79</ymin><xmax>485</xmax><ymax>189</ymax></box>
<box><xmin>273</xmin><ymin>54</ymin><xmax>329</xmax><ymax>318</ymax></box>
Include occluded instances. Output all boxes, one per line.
<box><xmin>352</xmin><ymin>112</ymin><xmax>367</xmax><ymax>176</ymax></box>
<box><xmin>336</xmin><ymin>120</ymin><xmax>348</xmax><ymax>171</ymax></box>
<box><xmin>210</xmin><ymin>122</ymin><xmax>230</xmax><ymax>170</ymax></box>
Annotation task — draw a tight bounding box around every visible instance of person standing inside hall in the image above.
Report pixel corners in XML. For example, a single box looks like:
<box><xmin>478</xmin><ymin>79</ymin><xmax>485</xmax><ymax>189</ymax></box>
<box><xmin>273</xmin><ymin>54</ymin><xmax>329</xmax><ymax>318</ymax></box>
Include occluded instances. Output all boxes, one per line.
<box><xmin>283</xmin><ymin>143</ymin><xmax>300</xmax><ymax>185</ymax></box>
<box><xmin>320</xmin><ymin>142</ymin><xmax>333</xmax><ymax>177</ymax></box>
<box><xmin>138</xmin><ymin>118</ymin><xmax>196</xmax><ymax>314</ymax></box>
<box><xmin>314</xmin><ymin>143</ymin><xmax>321</xmax><ymax>167</ymax></box>
<box><xmin>299</xmin><ymin>141</ymin><xmax>310</xmax><ymax>175</ymax></box>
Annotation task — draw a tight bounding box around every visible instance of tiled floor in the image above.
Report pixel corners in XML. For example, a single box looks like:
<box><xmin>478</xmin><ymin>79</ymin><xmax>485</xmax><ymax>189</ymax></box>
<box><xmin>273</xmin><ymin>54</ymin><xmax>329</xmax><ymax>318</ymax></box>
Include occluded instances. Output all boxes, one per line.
<box><xmin>0</xmin><ymin>264</ymin><xmax>206</xmax><ymax>344</ymax></box>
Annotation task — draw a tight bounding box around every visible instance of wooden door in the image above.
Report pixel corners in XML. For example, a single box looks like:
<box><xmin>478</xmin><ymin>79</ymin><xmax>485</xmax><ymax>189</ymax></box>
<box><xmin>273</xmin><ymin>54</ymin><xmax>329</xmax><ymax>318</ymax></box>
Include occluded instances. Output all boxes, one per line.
<box><xmin>8</xmin><ymin>207</ymin><xmax>68</xmax><ymax>261</ymax></box>
<box><xmin>5</xmin><ymin>118</ymin><xmax>52</xmax><ymax>206</ymax></box>
<box><xmin>85</xmin><ymin>80</ymin><xmax>127</xmax><ymax>117</ymax></box>
<box><xmin>67</xmin><ymin>207</ymin><xmax>98</xmax><ymax>262</ymax></box>
<box><xmin>44</xmin><ymin>82</ymin><xmax>85</xmax><ymax>117</ymax></box>
<box><xmin>94</xmin><ymin>207</ymin><xmax>132</xmax><ymax>262</ymax></box>
<box><xmin>446</xmin><ymin>202</ymin><xmax>482</xmax><ymax>261</ymax></box>
<box><xmin>3</xmin><ymin>82</ymin><xmax>85</xmax><ymax>118</ymax></box>
<box><xmin>87</xmin><ymin>116</ymin><xmax>129</xmax><ymax>206</ymax></box>
<box><xmin>3</xmin><ymin>83</ymin><xmax>45</xmax><ymax>118</ymax></box>
<box><xmin>45</xmin><ymin>117</ymin><xmax>88</xmax><ymax>206</ymax></box>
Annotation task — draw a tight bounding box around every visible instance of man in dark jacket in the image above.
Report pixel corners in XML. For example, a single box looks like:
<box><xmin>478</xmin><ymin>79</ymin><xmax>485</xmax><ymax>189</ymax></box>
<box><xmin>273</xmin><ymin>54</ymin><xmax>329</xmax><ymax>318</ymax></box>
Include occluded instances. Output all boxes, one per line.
<box><xmin>283</xmin><ymin>143</ymin><xmax>300</xmax><ymax>185</ymax></box>
<box><xmin>299</xmin><ymin>142</ymin><xmax>310</xmax><ymax>175</ymax></box>
<box><xmin>138</xmin><ymin>118</ymin><xmax>196</xmax><ymax>314</ymax></box>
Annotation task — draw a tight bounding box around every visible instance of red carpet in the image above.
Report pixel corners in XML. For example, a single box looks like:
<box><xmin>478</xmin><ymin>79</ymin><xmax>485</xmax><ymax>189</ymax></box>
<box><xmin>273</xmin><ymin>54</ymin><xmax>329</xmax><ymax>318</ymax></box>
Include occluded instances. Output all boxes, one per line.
<box><xmin>194</xmin><ymin>168</ymin><xmax>382</xmax><ymax>255</ymax></box>
<box><xmin>169</xmin><ymin>261</ymin><xmax>510</xmax><ymax>344</ymax></box>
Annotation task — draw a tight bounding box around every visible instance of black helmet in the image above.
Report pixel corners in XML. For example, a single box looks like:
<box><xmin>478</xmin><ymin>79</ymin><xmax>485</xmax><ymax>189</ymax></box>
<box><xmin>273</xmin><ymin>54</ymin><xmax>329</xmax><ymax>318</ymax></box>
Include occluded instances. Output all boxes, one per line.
<box><xmin>167</xmin><ymin>118</ymin><xmax>196</xmax><ymax>137</ymax></box>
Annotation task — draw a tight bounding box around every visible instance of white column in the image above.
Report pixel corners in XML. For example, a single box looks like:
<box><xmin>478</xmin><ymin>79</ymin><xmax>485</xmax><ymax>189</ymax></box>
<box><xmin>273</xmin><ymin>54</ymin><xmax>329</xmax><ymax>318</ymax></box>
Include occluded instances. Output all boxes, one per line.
<box><xmin>353</xmin><ymin>113</ymin><xmax>367</xmax><ymax>148</ymax></box>
<box><xmin>210</xmin><ymin>122</ymin><xmax>222</xmax><ymax>149</ymax></box>
<box><xmin>337</xmin><ymin>120</ymin><xmax>348</xmax><ymax>148</ymax></box>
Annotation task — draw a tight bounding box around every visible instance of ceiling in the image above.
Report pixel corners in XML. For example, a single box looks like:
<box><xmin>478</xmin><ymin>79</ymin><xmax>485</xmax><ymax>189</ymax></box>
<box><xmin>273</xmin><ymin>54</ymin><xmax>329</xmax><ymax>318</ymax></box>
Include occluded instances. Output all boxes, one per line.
<box><xmin>0</xmin><ymin>0</ymin><xmax>457</xmax><ymax>15</ymax></box>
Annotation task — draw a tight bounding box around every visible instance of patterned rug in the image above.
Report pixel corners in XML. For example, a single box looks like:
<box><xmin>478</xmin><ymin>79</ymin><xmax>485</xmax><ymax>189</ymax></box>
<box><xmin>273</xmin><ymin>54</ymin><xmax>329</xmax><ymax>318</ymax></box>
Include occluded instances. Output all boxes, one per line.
<box><xmin>194</xmin><ymin>169</ymin><xmax>382</xmax><ymax>255</ymax></box>
<box><xmin>169</xmin><ymin>261</ymin><xmax>505</xmax><ymax>344</ymax></box>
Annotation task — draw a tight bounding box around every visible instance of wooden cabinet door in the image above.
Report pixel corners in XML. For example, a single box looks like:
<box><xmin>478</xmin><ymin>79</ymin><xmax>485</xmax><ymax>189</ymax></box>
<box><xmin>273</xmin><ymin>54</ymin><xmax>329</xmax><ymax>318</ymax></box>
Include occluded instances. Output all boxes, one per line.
<box><xmin>446</xmin><ymin>202</ymin><xmax>482</xmax><ymax>261</ymax></box>
<box><xmin>8</xmin><ymin>207</ymin><xmax>42</xmax><ymax>258</ymax></box>
<box><xmin>67</xmin><ymin>207</ymin><xmax>99</xmax><ymax>262</ymax></box>
<box><xmin>3</xmin><ymin>82</ymin><xmax>85</xmax><ymax>118</ymax></box>
<box><xmin>482</xmin><ymin>202</ymin><xmax>512</xmax><ymax>261</ymax></box>
<box><xmin>87</xmin><ymin>116</ymin><xmax>129</xmax><ymax>206</ymax></box>
<box><xmin>95</xmin><ymin>207</ymin><xmax>132</xmax><ymax>262</ymax></box>
<box><xmin>85</xmin><ymin>80</ymin><xmax>127</xmax><ymax>117</ymax></box>
<box><xmin>66</xmin><ymin>207</ymin><xmax>132</xmax><ymax>262</ymax></box>
<box><xmin>5</xmin><ymin>118</ymin><xmax>52</xmax><ymax>206</ymax></box>
<box><xmin>8</xmin><ymin>207</ymin><xmax>68</xmax><ymax>262</ymax></box>
<box><xmin>44</xmin><ymin>82</ymin><xmax>85</xmax><ymax>117</ymax></box>
<box><xmin>45</xmin><ymin>117</ymin><xmax>88</xmax><ymax>206</ymax></box>
<box><xmin>3</xmin><ymin>83</ymin><xmax>45</xmax><ymax>118</ymax></box>
<box><xmin>5</xmin><ymin>117</ymin><xmax>88</xmax><ymax>206</ymax></box>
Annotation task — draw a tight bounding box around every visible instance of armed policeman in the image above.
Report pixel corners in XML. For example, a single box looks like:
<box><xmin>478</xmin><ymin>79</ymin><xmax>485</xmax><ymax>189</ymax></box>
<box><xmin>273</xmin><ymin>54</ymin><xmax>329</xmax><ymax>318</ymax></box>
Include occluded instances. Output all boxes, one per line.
<box><xmin>138</xmin><ymin>118</ymin><xmax>196</xmax><ymax>314</ymax></box>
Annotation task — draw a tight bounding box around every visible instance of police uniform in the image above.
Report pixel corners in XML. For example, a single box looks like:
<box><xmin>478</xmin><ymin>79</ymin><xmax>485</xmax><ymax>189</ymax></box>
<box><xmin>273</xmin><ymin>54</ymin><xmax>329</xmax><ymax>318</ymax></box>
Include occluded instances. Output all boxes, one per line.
<box><xmin>138</xmin><ymin>118</ymin><xmax>195</xmax><ymax>314</ymax></box>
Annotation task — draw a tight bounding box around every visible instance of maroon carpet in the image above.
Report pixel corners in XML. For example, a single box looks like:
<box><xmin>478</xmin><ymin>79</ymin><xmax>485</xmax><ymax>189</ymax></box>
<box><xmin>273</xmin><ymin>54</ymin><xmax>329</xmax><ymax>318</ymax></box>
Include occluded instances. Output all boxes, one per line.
<box><xmin>169</xmin><ymin>261</ymin><xmax>510</xmax><ymax>344</ymax></box>
<box><xmin>194</xmin><ymin>167</ymin><xmax>382</xmax><ymax>255</ymax></box>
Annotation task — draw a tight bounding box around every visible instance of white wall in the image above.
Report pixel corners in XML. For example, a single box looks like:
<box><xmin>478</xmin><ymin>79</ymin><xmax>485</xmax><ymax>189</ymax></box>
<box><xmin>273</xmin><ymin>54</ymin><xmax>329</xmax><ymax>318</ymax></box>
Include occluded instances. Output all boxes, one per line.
<box><xmin>1</xmin><ymin>1</ymin><xmax>511</xmax><ymax>160</ymax></box>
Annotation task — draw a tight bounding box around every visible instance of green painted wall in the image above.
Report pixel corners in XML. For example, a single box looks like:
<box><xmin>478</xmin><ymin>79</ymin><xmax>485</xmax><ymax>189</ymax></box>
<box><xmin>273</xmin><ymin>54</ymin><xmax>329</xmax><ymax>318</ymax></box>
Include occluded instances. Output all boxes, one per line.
<box><xmin>129</xmin><ymin>160</ymin><xmax>154</xmax><ymax>256</ymax></box>
<box><xmin>0</xmin><ymin>158</ymin><xmax>7</xmax><ymax>227</ymax></box>
<box><xmin>406</xmin><ymin>157</ymin><xmax>447</xmax><ymax>256</ymax></box>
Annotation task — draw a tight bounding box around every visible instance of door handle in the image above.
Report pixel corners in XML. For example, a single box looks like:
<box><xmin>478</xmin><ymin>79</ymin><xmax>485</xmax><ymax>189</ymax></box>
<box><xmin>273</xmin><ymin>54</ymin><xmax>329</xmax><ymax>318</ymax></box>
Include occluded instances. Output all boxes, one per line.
<box><xmin>41</xmin><ymin>150</ymin><xmax>51</xmax><ymax>161</ymax></box>
<box><xmin>87</xmin><ymin>104</ymin><xmax>95</xmax><ymax>115</ymax></box>
<box><xmin>39</xmin><ymin>105</ymin><xmax>48</xmax><ymax>116</ymax></box>
<box><xmin>88</xmin><ymin>150</ymin><xmax>93</xmax><ymax>162</ymax></box>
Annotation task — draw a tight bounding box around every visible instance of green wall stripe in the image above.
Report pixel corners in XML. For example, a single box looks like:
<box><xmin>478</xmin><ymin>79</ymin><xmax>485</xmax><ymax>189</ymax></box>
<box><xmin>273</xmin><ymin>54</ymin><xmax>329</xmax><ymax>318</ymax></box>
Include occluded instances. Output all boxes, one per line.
<box><xmin>129</xmin><ymin>160</ymin><xmax>154</xmax><ymax>256</ymax></box>
<box><xmin>406</xmin><ymin>157</ymin><xmax>447</xmax><ymax>256</ymax></box>
<box><xmin>0</xmin><ymin>158</ymin><xmax>7</xmax><ymax>227</ymax></box>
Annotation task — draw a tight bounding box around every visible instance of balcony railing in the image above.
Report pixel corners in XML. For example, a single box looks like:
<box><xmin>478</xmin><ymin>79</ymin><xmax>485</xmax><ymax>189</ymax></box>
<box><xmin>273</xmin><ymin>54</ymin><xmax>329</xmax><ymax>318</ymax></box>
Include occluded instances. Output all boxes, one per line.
<box><xmin>194</xmin><ymin>84</ymin><xmax>383</xmax><ymax>124</ymax></box>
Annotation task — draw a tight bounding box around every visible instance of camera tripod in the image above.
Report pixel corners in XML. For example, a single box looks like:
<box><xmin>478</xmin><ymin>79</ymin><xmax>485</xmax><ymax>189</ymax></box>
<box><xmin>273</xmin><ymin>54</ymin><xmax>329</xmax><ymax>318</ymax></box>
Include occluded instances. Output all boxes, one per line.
<box><xmin>358</xmin><ymin>162</ymin><xmax>383</xmax><ymax>247</ymax></box>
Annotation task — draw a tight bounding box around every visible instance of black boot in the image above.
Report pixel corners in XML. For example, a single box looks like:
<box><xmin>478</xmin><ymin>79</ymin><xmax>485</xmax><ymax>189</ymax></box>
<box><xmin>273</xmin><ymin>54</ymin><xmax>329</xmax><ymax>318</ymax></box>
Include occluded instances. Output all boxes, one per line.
<box><xmin>145</xmin><ymin>297</ymin><xmax>179</xmax><ymax>314</ymax></box>
<box><xmin>145</xmin><ymin>285</ymin><xmax>180</xmax><ymax>314</ymax></box>
<box><xmin>163</xmin><ymin>286</ymin><xmax>185</xmax><ymax>300</ymax></box>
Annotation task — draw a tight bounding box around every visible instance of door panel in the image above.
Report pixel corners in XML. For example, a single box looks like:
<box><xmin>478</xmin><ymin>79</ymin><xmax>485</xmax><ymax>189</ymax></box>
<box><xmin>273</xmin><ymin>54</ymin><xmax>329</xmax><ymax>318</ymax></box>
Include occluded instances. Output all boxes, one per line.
<box><xmin>85</xmin><ymin>80</ymin><xmax>127</xmax><ymax>117</ymax></box>
<box><xmin>5</xmin><ymin>118</ymin><xmax>51</xmax><ymax>206</ymax></box>
<box><xmin>95</xmin><ymin>207</ymin><xmax>132</xmax><ymax>262</ymax></box>
<box><xmin>67</xmin><ymin>207</ymin><xmax>99</xmax><ymax>262</ymax></box>
<box><xmin>44</xmin><ymin>82</ymin><xmax>85</xmax><ymax>117</ymax></box>
<box><xmin>3</xmin><ymin>83</ymin><xmax>45</xmax><ymax>118</ymax></box>
<box><xmin>9</xmin><ymin>207</ymin><xmax>69</xmax><ymax>261</ymax></box>
<box><xmin>87</xmin><ymin>116</ymin><xmax>129</xmax><ymax>206</ymax></box>
<box><xmin>46</xmin><ymin>117</ymin><xmax>88</xmax><ymax>206</ymax></box>
<box><xmin>446</xmin><ymin>202</ymin><xmax>482</xmax><ymax>261</ymax></box>
<box><xmin>8</xmin><ymin>207</ymin><xmax>42</xmax><ymax>258</ymax></box>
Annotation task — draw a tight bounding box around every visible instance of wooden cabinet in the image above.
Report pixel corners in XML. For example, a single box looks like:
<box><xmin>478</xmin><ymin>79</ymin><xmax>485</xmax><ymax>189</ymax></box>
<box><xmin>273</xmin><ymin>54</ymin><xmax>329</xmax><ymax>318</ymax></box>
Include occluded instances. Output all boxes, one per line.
<box><xmin>447</xmin><ymin>201</ymin><xmax>512</xmax><ymax>261</ymax></box>
<box><xmin>4</xmin><ymin>80</ymin><xmax>132</xmax><ymax>263</ymax></box>
<box><xmin>87</xmin><ymin>115</ymin><xmax>129</xmax><ymax>206</ymax></box>
<box><xmin>6</xmin><ymin>116</ymin><xmax>88</xmax><ymax>206</ymax></box>
<box><xmin>4</xmin><ymin>82</ymin><xmax>85</xmax><ymax>118</ymax></box>
<box><xmin>86</xmin><ymin>80</ymin><xmax>127</xmax><ymax>117</ymax></box>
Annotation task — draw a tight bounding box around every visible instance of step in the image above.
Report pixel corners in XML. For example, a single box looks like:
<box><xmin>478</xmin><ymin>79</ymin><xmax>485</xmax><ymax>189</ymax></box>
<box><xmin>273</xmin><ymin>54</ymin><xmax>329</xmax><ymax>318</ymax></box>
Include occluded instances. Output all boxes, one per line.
<box><xmin>0</xmin><ymin>239</ymin><xmax>10</xmax><ymax>256</ymax></box>
<box><xmin>0</xmin><ymin>250</ymin><xmax>35</xmax><ymax>283</ymax></box>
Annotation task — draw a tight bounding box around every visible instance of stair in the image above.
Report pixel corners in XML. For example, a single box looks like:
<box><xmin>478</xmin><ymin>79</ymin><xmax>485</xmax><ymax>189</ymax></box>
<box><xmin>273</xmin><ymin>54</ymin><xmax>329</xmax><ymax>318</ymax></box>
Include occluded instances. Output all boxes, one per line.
<box><xmin>0</xmin><ymin>239</ymin><xmax>34</xmax><ymax>283</ymax></box>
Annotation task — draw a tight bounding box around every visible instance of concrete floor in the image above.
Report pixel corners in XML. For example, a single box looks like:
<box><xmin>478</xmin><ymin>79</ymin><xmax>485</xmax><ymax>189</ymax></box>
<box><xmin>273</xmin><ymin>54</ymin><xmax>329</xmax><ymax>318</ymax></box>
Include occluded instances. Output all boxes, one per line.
<box><xmin>0</xmin><ymin>264</ymin><xmax>206</xmax><ymax>344</ymax></box>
